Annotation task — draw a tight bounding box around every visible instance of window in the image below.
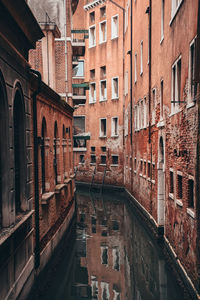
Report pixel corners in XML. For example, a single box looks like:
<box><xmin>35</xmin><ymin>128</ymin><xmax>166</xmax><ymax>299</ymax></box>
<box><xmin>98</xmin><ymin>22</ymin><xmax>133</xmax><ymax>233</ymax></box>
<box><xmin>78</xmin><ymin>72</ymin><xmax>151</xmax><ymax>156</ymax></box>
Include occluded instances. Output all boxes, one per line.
<box><xmin>144</xmin><ymin>161</ymin><xmax>146</xmax><ymax>176</ymax></box>
<box><xmin>144</xmin><ymin>97</ymin><xmax>147</xmax><ymax>128</ymax></box>
<box><xmin>134</xmin><ymin>158</ymin><xmax>137</xmax><ymax>171</ymax></box>
<box><xmin>188</xmin><ymin>179</ymin><xmax>194</xmax><ymax>208</ymax></box>
<box><xmin>79</xmin><ymin>154</ymin><xmax>85</xmax><ymax>163</ymax></box>
<box><xmin>74</xmin><ymin>116</ymin><xmax>85</xmax><ymax>134</ymax></box>
<box><xmin>101</xmin><ymin>155</ymin><xmax>106</xmax><ymax>165</ymax></box>
<box><xmin>152</xmin><ymin>164</ymin><xmax>155</xmax><ymax>180</ymax></box>
<box><xmin>100</xmin><ymin>66</ymin><xmax>106</xmax><ymax>78</ymax></box>
<box><xmin>148</xmin><ymin>162</ymin><xmax>151</xmax><ymax>178</ymax></box>
<box><xmin>91</xmin><ymin>155</ymin><xmax>96</xmax><ymax>164</ymax></box>
<box><xmin>100</xmin><ymin>118</ymin><xmax>107</xmax><ymax>137</ymax></box>
<box><xmin>134</xmin><ymin>54</ymin><xmax>137</xmax><ymax>83</ymax></box>
<box><xmin>100</xmin><ymin>6</ymin><xmax>106</xmax><ymax>17</ymax></box>
<box><xmin>113</xmin><ymin>247</ymin><xmax>120</xmax><ymax>271</ymax></box>
<box><xmin>125</xmin><ymin>71</ymin><xmax>128</xmax><ymax>96</ymax></box>
<box><xmin>90</xmin><ymin>69</ymin><xmax>95</xmax><ymax>79</ymax></box>
<box><xmin>89</xmin><ymin>25</ymin><xmax>96</xmax><ymax>48</ymax></box>
<box><xmin>90</xmin><ymin>11</ymin><xmax>95</xmax><ymax>23</ymax></box>
<box><xmin>41</xmin><ymin>118</ymin><xmax>46</xmax><ymax>194</ymax></box>
<box><xmin>91</xmin><ymin>146</ymin><xmax>95</xmax><ymax>152</ymax></box>
<box><xmin>112</xmin><ymin>77</ymin><xmax>119</xmax><ymax>99</ymax></box>
<box><xmin>160</xmin><ymin>80</ymin><xmax>164</xmax><ymax>119</ymax></box>
<box><xmin>189</xmin><ymin>39</ymin><xmax>197</xmax><ymax>103</ymax></box>
<box><xmin>111</xmin><ymin>117</ymin><xmax>118</xmax><ymax>136</ymax></box>
<box><xmin>73</xmin><ymin>87</ymin><xmax>85</xmax><ymax>96</ymax></box>
<box><xmin>100</xmin><ymin>80</ymin><xmax>107</xmax><ymax>101</ymax></box>
<box><xmin>141</xmin><ymin>100</ymin><xmax>144</xmax><ymax>129</ymax></box>
<box><xmin>101</xmin><ymin>146</ymin><xmax>106</xmax><ymax>152</ymax></box>
<box><xmin>111</xmin><ymin>15</ymin><xmax>119</xmax><ymax>39</ymax></box>
<box><xmin>54</xmin><ymin>122</ymin><xmax>58</xmax><ymax>185</ymax></box>
<box><xmin>72</xmin><ymin>61</ymin><xmax>84</xmax><ymax>77</ymax></box>
<box><xmin>140</xmin><ymin>160</ymin><xmax>143</xmax><ymax>174</ymax></box>
<box><xmin>152</xmin><ymin>89</ymin><xmax>156</xmax><ymax>124</ymax></box>
<box><xmin>140</xmin><ymin>41</ymin><xmax>143</xmax><ymax>75</ymax></box>
<box><xmin>170</xmin><ymin>170</ymin><xmax>174</xmax><ymax>194</ymax></box>
<box><xmin>89</xmin><ymin>82</ymin><xmax>96</xmax><ymax>103</ymax></box>
<box><xmin>171</xmin><ymin>0</ymin><xmax>183</xmax><ymax>18</ymax></box>
<box><xmin>161</xmin><ymin>0</ymin><xmax>164</xmax><ymax>41</ymax></box>
<box><xmin>171</xmin><ymin>56</ymin><xmax>181</xmax><ymax>114</ymax></box>
<box><xmin>112</xmin><ymin>155</ymin><xmax>118</xmax><ymax>165</ymax></box>
<box><xmin>101</xmin><ymin>282</ymin><xmax>109</xmax><ymax>299</ymax></box>
<box><xmin>99</xmin><ymin>21</ymin><xmax>107</xmax><ymax>43</ymax></box>
<box><xmin>101</xmin><ymin>246</ymin><xmax>108</xmax><ymax>265</ymax></box>
<box><xmin>177</xmin><ymin>174</ymin><xmax>182</xmax><ymax>199</ymax></box>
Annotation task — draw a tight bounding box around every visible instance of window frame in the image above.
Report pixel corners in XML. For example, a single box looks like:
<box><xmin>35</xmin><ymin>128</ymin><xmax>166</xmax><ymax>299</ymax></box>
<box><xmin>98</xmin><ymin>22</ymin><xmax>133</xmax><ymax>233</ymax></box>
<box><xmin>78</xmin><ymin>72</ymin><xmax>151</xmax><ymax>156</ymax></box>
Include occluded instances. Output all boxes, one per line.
<box><xmin>111</xmin><ymin>14</ymin><xmax>119</xmax><ymax>40</ymax></box>
<box><xmin>89</xmin><ymin>82</ymin><xmax>96</xmax><ymax>104</ymax></box>
<box><xmin>99</xmin><ymin>118</ymin><xmax>107</xmax><ymax>138</ymax></box>
<box><xmin>100</xmin><ymin>79</ymin><xmax>107</xmax><ymax>101</ymax></box>
<box><xmin>99</xmin><ymin>20</ymin><xmax>107</xmax><ymax>44</ymax></box>
<box><xmin>112</xmin><ymin>76</ymin><xmax>119</xmax><ymax>100</ymax></box>
<box><xmin>89</xmin><ymin>25</ymin><xmax>96</xmax><ymax>48</ymax></box>
<box><xmin>111</xmin><ymin>116</ymin><xmax>119</xmax><ymax>137</ymax></box>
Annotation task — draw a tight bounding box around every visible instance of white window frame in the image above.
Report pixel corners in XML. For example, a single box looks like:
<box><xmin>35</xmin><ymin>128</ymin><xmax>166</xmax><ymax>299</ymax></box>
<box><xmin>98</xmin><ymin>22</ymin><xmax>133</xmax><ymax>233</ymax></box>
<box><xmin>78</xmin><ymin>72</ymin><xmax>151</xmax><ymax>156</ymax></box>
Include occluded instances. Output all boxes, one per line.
<box><xmin>99</xmin><ymin>118</ymin><xmax>107</xmax><ymax>137</ymax></box>
<box><xmin>144</xmin><ymin>97</ymin><xmax>147</xmax><ymax>128</ymax></box>
<box><xmin>111</xmin><ymin>117</ymin><xmax>119</xmax><ymax>137</ymax></box>
<box><xmin>99</xmin><ymin>20</ymin><xmax>107</xmax><ymax>44</ymax></box>
<box><xmin>89</xmin><ymin>82</ymin><xmax>96</xmax><ymax>104</ymax></box>
<box><xmin>140</xmin><ymin>41</ymin><xmax>143</xmax><ymax>75</ymax></box>
<box><xmin>161</xmin><ymin>0</ymin><xmax>164</xmax><ymax>42</ymax></box>
<box><xmin>72</xmin><ymin>60</ymin><xmax>85</xmax><ymax>79</ymax></box>
<box><xmin>112</xmin><ymin>77</ymin><xmax>119</xmax><ymax>99</ymax></box>
<box><xmin>152</xmin><ymin>88</ymin><xmax>156</xmax><ymax>125</ymax></box>
<box><xmin>171</xmin><ymin>0</ymin><xmax>183</xmax><ymax>22</ymax></box>
<box><xmin>111</xmin><ymin>14</ymin><xmax>119</xmax><ymax>39</ymax></box>
<box><xmin>188</xmin><ymin>37</ymin><xmax>196</xmax><ymax>106</ymax></box>
<box><xmin>100</xmin><ymin>79</ymin><xmax>107</xmax><ymax>101</ymax></box>
<box><xmin>89</xmin><ymin>25</ymin><xmax>96</xmax><ymax>48</ymax></box>
<box><xmin>160</xmin><ymin>80</ymin><xmax>164</xmax><ymax>120</ymax></box>
<box><xmin>171</xmin><ymin>55</ymin><xmax>182</xmax><ymax>115</ymax></box>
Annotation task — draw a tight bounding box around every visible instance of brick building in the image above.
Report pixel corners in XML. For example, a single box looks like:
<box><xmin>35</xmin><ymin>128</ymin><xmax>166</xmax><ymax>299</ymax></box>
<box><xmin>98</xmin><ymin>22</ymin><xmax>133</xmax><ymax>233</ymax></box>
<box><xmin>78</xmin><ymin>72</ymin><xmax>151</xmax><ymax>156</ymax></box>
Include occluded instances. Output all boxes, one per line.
<box><xmin>0</xmin><ymin>1</ymin><xmax>43</xmax><ymax>299</ymax></box>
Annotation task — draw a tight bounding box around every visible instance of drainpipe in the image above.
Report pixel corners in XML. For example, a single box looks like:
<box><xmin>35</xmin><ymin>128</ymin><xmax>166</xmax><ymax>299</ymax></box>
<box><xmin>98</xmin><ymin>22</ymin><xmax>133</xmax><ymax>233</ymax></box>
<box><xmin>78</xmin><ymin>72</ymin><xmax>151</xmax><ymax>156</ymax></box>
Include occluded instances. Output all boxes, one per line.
<box><xmin>29</xmin><ymin>68</ymin><xmax>41</xmax><ymax>269</ymax></box>
<box><xmin>195</xmin><ymin>0</ymin><xmax>200</xmax><ymax>290</ymax></box>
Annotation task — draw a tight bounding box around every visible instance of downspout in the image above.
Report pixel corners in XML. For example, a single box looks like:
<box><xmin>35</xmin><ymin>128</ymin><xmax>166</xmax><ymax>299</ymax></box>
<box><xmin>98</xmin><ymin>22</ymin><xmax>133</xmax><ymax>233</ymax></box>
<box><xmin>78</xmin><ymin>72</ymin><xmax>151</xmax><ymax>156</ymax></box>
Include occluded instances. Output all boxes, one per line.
<box><xmin>30</xmin><ymin>68</ymin><xmax>41</xmax><ymax>269</ymax></box>
<box><xmin>195</xmin><ymin>0</ymin><xmax>200</xmax><ymax>291</ymax></box>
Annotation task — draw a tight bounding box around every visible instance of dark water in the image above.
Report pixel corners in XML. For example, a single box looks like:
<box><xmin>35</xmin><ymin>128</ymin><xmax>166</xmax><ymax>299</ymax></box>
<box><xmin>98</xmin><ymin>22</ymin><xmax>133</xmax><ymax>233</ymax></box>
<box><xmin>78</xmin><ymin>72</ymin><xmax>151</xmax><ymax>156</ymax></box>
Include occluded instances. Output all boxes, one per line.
<box><xmin>29</xmin><ymin>189</ymin><xmax>187</xmax><ymax>300</ymax></box>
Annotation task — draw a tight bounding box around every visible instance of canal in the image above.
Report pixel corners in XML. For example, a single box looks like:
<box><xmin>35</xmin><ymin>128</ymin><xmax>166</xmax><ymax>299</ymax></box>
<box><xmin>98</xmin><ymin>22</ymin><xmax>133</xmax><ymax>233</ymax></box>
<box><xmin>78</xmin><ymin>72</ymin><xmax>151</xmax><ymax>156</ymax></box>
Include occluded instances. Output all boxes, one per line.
<box><xmin>29</xmin><ymin>187</ymin><xmax>188</xmax><ymax>300</ymax></box>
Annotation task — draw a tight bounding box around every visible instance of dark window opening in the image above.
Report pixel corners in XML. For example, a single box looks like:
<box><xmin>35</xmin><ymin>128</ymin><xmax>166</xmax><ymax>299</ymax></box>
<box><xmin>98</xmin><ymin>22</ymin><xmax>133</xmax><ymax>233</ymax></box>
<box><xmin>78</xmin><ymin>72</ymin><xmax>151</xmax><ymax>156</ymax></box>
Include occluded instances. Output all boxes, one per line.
<box><xmin>100</xmin><ymin>6</ymin><xmax>106</xmax><ymax>17</ymax></box>
<box><xmin>112</xmin><ymin>220</ymin><xmax>119</xmax><ymax>231</ymax></box>
<box><xmin>41</xmin><ymin>118</ymin><xmax>46</xmax><ymax>193</ymax></box>
<box><xmin>100</xmin><ymin>119</ymin><xmax>107</xmax><ymax>137</ymax></box>
<box><xmin>101</xmin><ymin>155</ymin><xmax>106</xmax><ymax>165</ymax></box>
<box><xmin>90</xmin><ymin>69</ymin><xmax>95</xmax><ymax>79</ymax></box>
<box><xmin>91</xmin><ymin>216</ymin><xmax>96</xmax><ymax>225</ymax></box>
<box><xmin>101</xmin><ymin>247</ymin><xmax>108</xmax><ymax>265</ymax></box>
<box><xmin>100</xmin><ymin>66</ymin><xmax>106</xmax><ymax>78</ymax></box>
<box><xmin>91</xmin><ymin>155</ymin><xmax>96</xmax><ymax>164</ymax></box>
<box><xmin>91</xmin><ymin>146</ymin><xmax>96</xmax><ymax>152</ymax></box>
<box><xmin>101</xmin><ymin>146</ymin><xmax>106</xmax><ymax>152</ymax></box>
<box><xmin>170</xmin><ymin>171</ymin><xmax>174</xmax><ymax>194</ymax></box>
<box><xmin>112</xmin><ymin>156</ymin><xmax>118</xmax><ymax>165</ymax></box>
<box><xmin>90</xmin><ymin>11</ymin><xmax>95</xmax><ymax>23</ymax></box>
<box><xmin>188</xmin><ymin>179</ymin><xmax>194</xmax><ymax>208</ymax></box>
<box><xmin>148</xmin><ymin>162</ymin><xmax>151</xmax><ymax>178</ymax></box>
<box><xmin>80</xmin><ymin>155</ymin><xmax>85</xmax><ymax>163</ymax></box>
<box><xmin>177</xmin><ymin>174</ymin><xmax>182</xmax><ymax>199</ymax></box>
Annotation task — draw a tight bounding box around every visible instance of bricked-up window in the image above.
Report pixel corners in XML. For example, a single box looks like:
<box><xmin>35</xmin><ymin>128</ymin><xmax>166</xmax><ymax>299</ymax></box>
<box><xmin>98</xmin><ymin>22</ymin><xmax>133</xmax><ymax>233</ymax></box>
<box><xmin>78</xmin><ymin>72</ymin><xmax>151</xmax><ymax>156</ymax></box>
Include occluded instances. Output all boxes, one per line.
<box><xmin>160</xmin><ymin>80</ymin><xmax>164</xmax><ymax>120</ymax></box>
<box><xmin>91</xmin><ymin>146</ymin><xmax>95</xmax><ymax>152</ymax></box>
<box><xmin>112</xmin><ymin>155</ymin><xmax>119</xmax><ymax>165</ymax></box>
<box><xmin>112</xmin><ymin>77</ymin><xmax>119</xmax><ymax>99</ymax></box>
<box><xmin>101</xmin><ymin>146</ymin><xmax>106</xmax><ymax>152</ymax></box>
<box><xmin>100</xmin><ymin>80</ymin><xmax>107</xmax><ymax>101</ymax></box>
<box><xmin>177</xmin><ymin>174</ymin><xmax>183</xmax><ymax>199</ymax></box>
<box><xmin>99</xmin><ymin>21</ymin><xmax>107</xmax><ymax>43</ymax></box>
<box><xmin>111</xmin><ymin>117</ymin><xmax>118</xmax><ymax>136</ymax></box>
<box><xmin>161</xmin><ymin>0</ymin><xmax>164</xmax><ymax>40</ymax></box>
<box><xmin>101</xmin><ymin>155</ymin><xmax>106</xmax><ymax>165</ymax></box>
<box><xmin>170</xmin><ymin>171</ymin><xmax>174</xmax><ymax>194</ymax></box>
<box><xmin>90</xmin><ymin>69</ymin><xmax>95</xmax><ymax>80</ymax></box>
<box><xmin>188</xmin><ymin>179</ymin><xmax>194</xmax><ymax>208</ymax></box>
<box><xmin>91</xmin><ymin>155</ymin><xmax>96</xmax><ymax>164</ymax></box>
<box><xmin>72</xmin><ymin>60</ymin><xmax>84</xmax><ymax>77</ymax></box>
<box><xmin>140</xmin><ymin>41</ymin><xmax>143</xmax><ymax>75</ymax></box>
<box><xmin>100</xmin><ymin>66</ymin><xmax>106</xmax><ymax>78</ymax></box>
<box><xmin>89</xmin><ymin>82</ymin><xmax>96</xmax><ymax>103</ymax></box>
<box><xmin>171</xmin><ymin>56</ymin><xmax>181</xmax><ymax>114</ymax></box>
<box><xmin>89</xmin><ymin>25</ymin><xmax>96</xmax><ymax>48</ymax></box>
<box><xmin>90</xmin><ymin>11</ymin><xmax>95</xmax><ymax>23</ymax></box>
<box><xmin>171</xmin><ymin>0</ymin><xmax>183</xmax><ymax>18</ymax></box>
<box><xmin>100</xmin><ymin>6</ymin><xmax>106</xmax><ymax>17</ymax></box>
<box><xmin>111</xmin><ymin>15</ymin><xmax>118</xmax><ymax>39</ymax></box>
<box><xmin>189</xmin><ymin>40</ymin><xmax>197</xmax><ymax>102</ymax></box>
<box><xmin>100</xmin><ymin>118</ymin><xmax>107</xmax><ymax>137</ymax></box>
<box><xmin>79</xmin><ymin>154</ymin><xmax>85</xmax><ymax>163</ymax></box>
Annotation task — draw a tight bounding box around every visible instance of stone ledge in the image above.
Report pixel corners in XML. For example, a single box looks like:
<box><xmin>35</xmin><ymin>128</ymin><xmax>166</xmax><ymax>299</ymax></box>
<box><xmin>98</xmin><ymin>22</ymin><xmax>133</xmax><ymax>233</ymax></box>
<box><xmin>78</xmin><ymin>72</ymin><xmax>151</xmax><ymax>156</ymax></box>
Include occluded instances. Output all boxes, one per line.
<box><xmin>70</xmin><ymin>174</ymin><xmax>76</xmax><ymax>179</ymax></box>
<box><xmin>64</xmin><ymin>178</ymin><xmax>72</xmax><ymax>184</ymax></box>
<box><xmin>55</xmin><ymin>184</ymin><xmax>66</xmax><ymax>194</ymax></box>
<box><xmin>41</xmin><ymin>192</ymin><xmax>54</xmax><ymax>205</ymax></box>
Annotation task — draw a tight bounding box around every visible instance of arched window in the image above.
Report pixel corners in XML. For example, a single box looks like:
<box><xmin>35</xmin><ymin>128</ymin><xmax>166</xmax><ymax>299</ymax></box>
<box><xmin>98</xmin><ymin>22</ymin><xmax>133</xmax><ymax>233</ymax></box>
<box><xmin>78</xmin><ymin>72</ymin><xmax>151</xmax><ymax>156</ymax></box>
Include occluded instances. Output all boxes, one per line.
<box><xmin>62</xmin><ymin>125</ymin><xmax>66</xmax><ymax>178</ymax></box>
<box><xmin>0</xmin><ymin>72</ymin><xmax>9</xmax><ymax>227</ymax></box>
<box><xmin>159</xmin><ymin>136</ymin><xmax>164</xmax><ymax>163</ymax></box>
<box><xmin>13</xmin><ymin>88</ymin><xmax>26</xmax><ymax>214</ymax></box>
<box><xmin>54</xmin><ymin>122</ymin><xmax>58</xmax><ymax>185</ymax></box>
<box><xmin>41</xmin><ymin>118</ymin><xmax>47</xmax><ymax>193</ymax></box>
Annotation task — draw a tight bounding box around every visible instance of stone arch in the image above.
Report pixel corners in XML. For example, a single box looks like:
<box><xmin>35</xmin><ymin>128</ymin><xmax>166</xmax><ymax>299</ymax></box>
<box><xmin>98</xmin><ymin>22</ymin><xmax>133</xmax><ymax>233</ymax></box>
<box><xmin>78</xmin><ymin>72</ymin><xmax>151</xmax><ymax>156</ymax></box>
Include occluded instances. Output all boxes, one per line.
<box><xmin>13</xmin><ymin>82</ymin><xmax>26</xmax><ymax>213</ymax></box>
<box><xmin>0</xmin><ymin>70</ymin><xmax>10</xmax><ymax>227</ymax></box>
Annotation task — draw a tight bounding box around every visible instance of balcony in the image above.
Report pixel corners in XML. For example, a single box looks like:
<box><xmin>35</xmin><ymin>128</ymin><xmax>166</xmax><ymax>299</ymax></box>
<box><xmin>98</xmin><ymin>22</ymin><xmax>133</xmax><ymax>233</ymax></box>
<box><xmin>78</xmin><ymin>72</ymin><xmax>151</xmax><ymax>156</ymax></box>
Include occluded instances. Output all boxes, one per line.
<box><xmin>71</xmin><ymin>29</ymin><xmax>88</xmax><ymax>56</ymax></box>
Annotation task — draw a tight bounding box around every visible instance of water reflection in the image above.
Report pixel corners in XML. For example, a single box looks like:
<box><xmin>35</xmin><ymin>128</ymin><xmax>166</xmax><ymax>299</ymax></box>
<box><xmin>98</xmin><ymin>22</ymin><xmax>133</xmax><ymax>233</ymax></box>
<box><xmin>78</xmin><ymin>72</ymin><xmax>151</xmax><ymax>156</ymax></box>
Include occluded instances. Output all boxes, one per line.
<box><xmin>29</xmin><ymin>189</ymin><xmax>185</xmax><ymax>300</ymax></box>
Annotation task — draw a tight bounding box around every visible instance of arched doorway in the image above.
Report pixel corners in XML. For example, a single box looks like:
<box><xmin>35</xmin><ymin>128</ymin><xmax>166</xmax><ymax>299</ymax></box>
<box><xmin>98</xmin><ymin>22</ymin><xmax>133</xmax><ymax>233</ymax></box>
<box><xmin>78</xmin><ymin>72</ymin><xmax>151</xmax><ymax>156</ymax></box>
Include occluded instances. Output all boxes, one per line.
<box><xmin>13</xmin><ymin>88</ymin><xmax>26</xmax><ymax>214</ymax></box>
<box><xmin>0</xmin><ymin>72</ymin><xmax>9</xmax><ymax>227</ymax></box>
<box><xmin>157</xmin><ymin>136</ymin><xmax>165</xmax><ymax>226</ymax></box>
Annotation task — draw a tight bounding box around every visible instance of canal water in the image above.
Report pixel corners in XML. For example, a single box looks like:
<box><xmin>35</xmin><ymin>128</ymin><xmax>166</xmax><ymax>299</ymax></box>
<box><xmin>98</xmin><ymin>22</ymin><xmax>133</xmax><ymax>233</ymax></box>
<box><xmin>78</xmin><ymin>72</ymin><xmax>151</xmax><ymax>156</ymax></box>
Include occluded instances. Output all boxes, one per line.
<box><xmin>29</xmin><ymin>188</ymin><xmax>188</xmax><ymax>300</ymax></box>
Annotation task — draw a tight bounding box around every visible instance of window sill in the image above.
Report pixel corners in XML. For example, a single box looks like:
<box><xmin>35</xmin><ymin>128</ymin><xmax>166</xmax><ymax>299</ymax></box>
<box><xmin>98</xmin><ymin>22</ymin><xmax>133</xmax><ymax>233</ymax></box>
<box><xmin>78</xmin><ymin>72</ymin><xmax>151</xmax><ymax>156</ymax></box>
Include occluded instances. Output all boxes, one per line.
<box><xmin>111</xmin><ymin>135</ymin><xmax>119</xmax><ymax>138</ymax></box>
<box><xmin>41</xmin><ymin>192</ymin><xmax>55</xmax><ymax>204</ymax></box>
<box><xmin>73</xmin><ymin>148</ymin><xmax>87</xmax><ymax>152</ymax></box>
<box><xmin>139</xmin><ymin>173</ymin><xmax>143</xmax><ymax>177</ymax></box>
<box><xmin>64</xmin><ymin>178</ymin><xmax>72</xmax><ymax>184</ymax></box>
<box><xmin>90</xmin><ymin>163</ymin><xmax>96</xmax><ymax>166</ymax></box>
<box><xmin>110</xmin><ymin>164</ymin><xmax>118</xmax><ymax>167</ymax></box>
<box><xmin>160</xmin><ymin>36</ymin><xmax>164</xmax><ymax>44</ymax></box>
<box><xmin>169</xmin><ymin>0</ymin><xmax>184</xmax><ymax>26</ymax></box>
<box><xmin>70</xmin><ymin>174</ymin><xmax>76</xmax><ymax>179</ymax></box>
<box><xmin>55</xmin><ymin>184</ymin><xmax>66</xmax><ymax>194</ymax></box>
<box><xmin>72</xmin><ymin>76</ymin><xmax>85</xmax><ymax>79</ymax></box>
<box><xmin>112</xmin><ymin>97</ymin><xmax>119</xmax><ymax>100</ymax></box>
<box><xmin>89</xmin><ymin>44</ymin><xmax>96</xmax><ymax>49</ymax></box>
<box><xmin>99</xmin><ymin>163</ymin><xmax>106</xmax><ymax>166</ymax></box>
<box><xmin>100</xmin><ymin>99</ymin><xmax>107</xmax><ymax>102</ymax></box>
<box><xmin>99</xmin><ymin>136</ymin><xmax>107</xmax><ymax>139</ymax></box>
<box><xmin>151</xmin><ymin>179</ymin><xmax>155</xmax><ymax>184</ymax></box>
<box><xmin>169</xmin><ymin>193</ymin><xmax>174</xmax><ymax>200</ymax></box>
<box><xmin>176</xmin><ymin>199</ymin><xmax>183</xmax><ymax>207</ymax></box>
<box><xmin>111</xmin><ymin>36</ymin><xmax>118</xmax><ymax>41</ymax></box>
<box><xmin>134</xmin><ymin>170</ymin><xmax>136</xmax><ymax>174</ymax></box>
<box><xmin>169</xmin><ymin>109</ymin><xmax>181</xmax><ymax>117</ymax></box>
<box><xmin>186</xmin><ymin>101</ymin><xmax>195</xmax><ymax>109</ymax></box>
<box><xmin>99</xmin><ymin>40</ymin><xmax>107</xmax><ymax>45</ymax></box>
<box><xmin>157</xmin><ymin>120</ymin><xmax>165</xmax><ymax>128</ymax></box>
<box><xmin>140</xmin><ymin>71</ymin><xmax>143</xmax><ymax>76</ymax></box>
<box><xmin>187</xmin><ymin>208</ymin><xmax>195</xmax><ymax>219</ymax></box>
<box><xmin>89</xmin><ymin>101</ymin><xmax>96</xmax><ymax>104</ymax></box>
